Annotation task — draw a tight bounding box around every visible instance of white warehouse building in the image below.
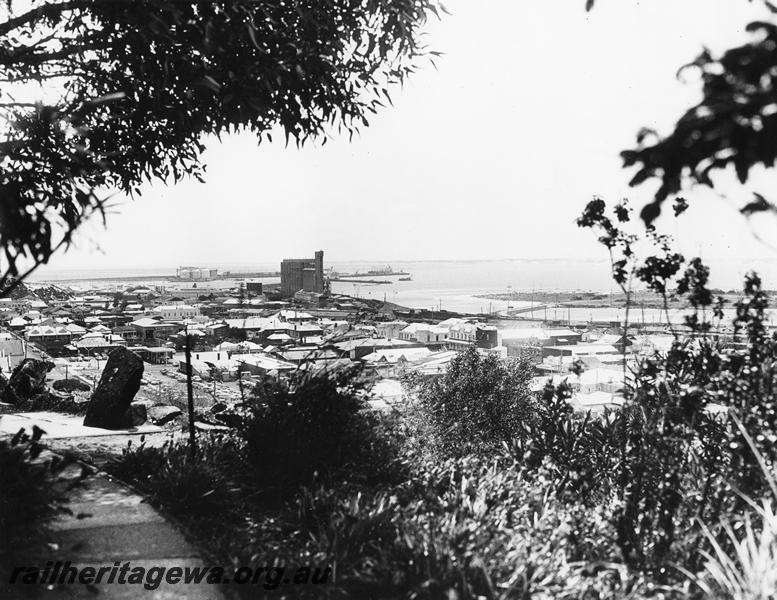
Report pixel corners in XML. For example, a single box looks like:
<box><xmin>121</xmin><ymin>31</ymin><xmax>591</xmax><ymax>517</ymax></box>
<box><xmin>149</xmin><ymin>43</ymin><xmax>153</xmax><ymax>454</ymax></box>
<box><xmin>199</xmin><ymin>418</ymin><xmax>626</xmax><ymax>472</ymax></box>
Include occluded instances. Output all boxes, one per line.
<box><xmin>151</xmin><ymin>304</ymin><xmax>200</xmax><ymax>321</ymax></box>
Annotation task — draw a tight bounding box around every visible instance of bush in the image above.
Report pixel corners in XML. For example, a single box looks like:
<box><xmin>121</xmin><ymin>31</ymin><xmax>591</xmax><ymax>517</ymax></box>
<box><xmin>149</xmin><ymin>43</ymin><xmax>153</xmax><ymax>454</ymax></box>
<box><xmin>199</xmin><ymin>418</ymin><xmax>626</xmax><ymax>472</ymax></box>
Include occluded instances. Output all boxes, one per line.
<box><xmin>408</xmin><ymin>347</ymin><xmax>535</xmax><ymax>458</ymax></box>
<box><xmin>690</xmin><ymin>425</ymin><xmax>777</xmax><ymax>600</ymax></box>
<box><xmin>106</xmin><ymin>437</ymin><xmax>167</xmax><ymax>486</ymax></box>
<box><xmin>0</xmin><ymin>427</ymin><xmax>85</xmax><ymax>592</ymax></box>
<box><xmin>241</xmin><ymin>366</ymin><xmax>406</xmax><ymax>492</ymax></box>
<box><xmin>240</xmin><ymin>453</ymin><xmax>655</xmax><ymax>600</ymax></box>
<box><xmin>108</xmin><ymin>435</ymin><xmax>247</xmax><ymax>519</ymax></box>
<box><xmin>1</xmin><ymin>428</ymin><xmax>56</xmax><ymax>553</ymax></box>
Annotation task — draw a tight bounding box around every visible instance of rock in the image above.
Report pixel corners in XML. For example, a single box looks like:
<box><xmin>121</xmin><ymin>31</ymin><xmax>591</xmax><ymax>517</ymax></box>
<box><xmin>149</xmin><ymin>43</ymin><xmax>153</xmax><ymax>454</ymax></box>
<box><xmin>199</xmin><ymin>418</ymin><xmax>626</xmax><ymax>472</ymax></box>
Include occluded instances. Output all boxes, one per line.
<box><xmin>148</xmin><ymin>405</ymin><xmax>182</xmax><ymax>425</ymax></box>
<box><xmin>132</xmin><ymin>398</ymin><xmax>156</xmax><ymax>409</ymax></box>
<box><xmin>210</xmin><ymin>402</ymin><xmax>227</xmax><ymax>413</ymax></box>
<box><xmin>2</xmin><ymin>358</ymin><xmax>55</xmax><ymax>404</ymax></box>
<box><xmin>52</xmin><ymin>378</ymin><xmax>90</xmax><ymax>393</ymax></box>
<box><xmin>83</xmin><ymin>347</ymin><xmax>144</xmax><ymax>429</ymax></box>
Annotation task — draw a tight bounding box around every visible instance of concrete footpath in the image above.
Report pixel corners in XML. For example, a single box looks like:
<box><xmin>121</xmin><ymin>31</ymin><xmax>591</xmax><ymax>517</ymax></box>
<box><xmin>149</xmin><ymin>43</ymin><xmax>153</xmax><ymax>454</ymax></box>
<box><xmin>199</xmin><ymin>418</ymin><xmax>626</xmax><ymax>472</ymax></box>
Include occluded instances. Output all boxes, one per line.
<box><xmin>38</xmin><ymin>469</ymin><xmax>226</xmax><ymax>599</ymax></box>
<box><xmin>1</xmin><ymin>413</ymin><xmax>225</xmax><ymax>599</ymax></box>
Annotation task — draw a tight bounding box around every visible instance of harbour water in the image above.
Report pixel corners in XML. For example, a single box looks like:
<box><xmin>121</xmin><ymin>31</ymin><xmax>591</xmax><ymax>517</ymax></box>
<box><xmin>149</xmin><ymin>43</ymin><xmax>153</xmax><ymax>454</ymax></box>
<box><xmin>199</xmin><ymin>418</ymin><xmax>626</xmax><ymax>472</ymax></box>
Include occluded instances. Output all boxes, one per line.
<box><xmin>325</xmin><ymin>258</ymin><xmax>777</xmax><ymax>319</ymax></box>
<box><xmin>31</xmin><ymin>257</ymin><xmax>777</xmax><ymax>320</ymax></box>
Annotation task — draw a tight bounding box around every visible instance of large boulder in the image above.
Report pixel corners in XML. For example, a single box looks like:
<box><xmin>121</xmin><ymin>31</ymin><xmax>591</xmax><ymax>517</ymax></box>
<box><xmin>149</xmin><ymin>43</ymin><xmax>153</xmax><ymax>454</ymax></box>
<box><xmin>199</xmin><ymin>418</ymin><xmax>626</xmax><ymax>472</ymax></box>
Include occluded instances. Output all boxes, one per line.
<box><xmin>2</xmin><ymin>358</ymin><xmax>54</xmax><ymax>404</ymax></box>
<box><xmin>52</xmin><ymin>378</ymin><xmax>91</xmax><ymax>393</ymax></box>
<box><xmin>83</xmin><ymin>347</ymin><xmax>145</xmax><ymax>429</ymax></box>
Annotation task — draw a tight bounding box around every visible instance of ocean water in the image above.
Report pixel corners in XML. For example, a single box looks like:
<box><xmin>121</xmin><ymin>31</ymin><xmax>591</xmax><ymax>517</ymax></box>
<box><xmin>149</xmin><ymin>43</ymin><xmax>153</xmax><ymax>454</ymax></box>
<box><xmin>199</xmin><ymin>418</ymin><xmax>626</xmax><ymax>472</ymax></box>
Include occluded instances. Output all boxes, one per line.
<box><xmin>329</xmin><ymin>259</ymin><xmax>612</xmax><ymax>314</ymax></box>
<box><xmin>330</xmin><ymin>258</ymin><xmax>777</xmax><ymax>316</ymax></box>
<box><xmin>30</xmin><ymin>257</ymin><xmax>777</xmax><ymax>317</ymax></box>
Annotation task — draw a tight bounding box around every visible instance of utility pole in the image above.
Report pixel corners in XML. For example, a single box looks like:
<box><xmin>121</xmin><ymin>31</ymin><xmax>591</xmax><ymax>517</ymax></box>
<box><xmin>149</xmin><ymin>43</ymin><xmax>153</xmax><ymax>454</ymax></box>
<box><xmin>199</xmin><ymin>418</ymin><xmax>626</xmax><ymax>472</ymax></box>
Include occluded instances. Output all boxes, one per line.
<box><xmin>184</xmin><ymin>327</ymin><xmax>196</xmax><ymax>458</ymax></box>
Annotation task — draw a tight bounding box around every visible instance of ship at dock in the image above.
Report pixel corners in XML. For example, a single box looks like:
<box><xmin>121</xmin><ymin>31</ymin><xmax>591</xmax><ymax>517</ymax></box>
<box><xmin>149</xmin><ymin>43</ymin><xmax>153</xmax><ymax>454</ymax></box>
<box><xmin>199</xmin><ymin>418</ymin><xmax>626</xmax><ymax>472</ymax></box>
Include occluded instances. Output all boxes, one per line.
<box><xmin>328</xmin><ymin>265</ymin><xmax>411</xmax><ymax>279</ymax></box>
<box><xmin>366</xmin><ymin>265</ymin><xmax>398</xmax><ymax>276</ymax></box>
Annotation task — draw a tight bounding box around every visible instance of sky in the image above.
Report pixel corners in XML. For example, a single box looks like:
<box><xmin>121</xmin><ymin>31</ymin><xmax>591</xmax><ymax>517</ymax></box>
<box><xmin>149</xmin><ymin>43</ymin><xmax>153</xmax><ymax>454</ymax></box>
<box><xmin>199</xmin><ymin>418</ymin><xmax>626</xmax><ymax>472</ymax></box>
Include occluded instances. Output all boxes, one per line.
<box><xmin>35</xmin><ymin>0</ymin><xmax>777</xmax><ymax>274</ymax></box>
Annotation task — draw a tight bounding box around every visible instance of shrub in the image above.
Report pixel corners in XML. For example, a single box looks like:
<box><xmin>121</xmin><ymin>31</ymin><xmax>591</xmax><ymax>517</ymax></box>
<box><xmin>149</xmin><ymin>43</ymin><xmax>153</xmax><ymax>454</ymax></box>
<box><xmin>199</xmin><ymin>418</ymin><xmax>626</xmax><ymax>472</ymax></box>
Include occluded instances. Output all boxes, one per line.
<box><xmin>106</xmin><ymin>437</ymin><xmax>166</xmax><ymax>486</ymax></box>
<box><xmin>409</xmin><ymin>347</ymin><xmax>535</xmax><ymax>458</ymax></box>
<box><xmin>686</xmin><ymin>422</ymin><xmax>777</xmax><ymax>600</ymax></box>
<box><xmin>149</xmin><ymin>439</ymin><xmax>246</xmax><ymax>518</ymax></box>
<box><xmin>241</xmin><ymin>453</ymin><xmax>657</xmax><ymax>600</ymax></box>
<box><xmin>241</xmin><ymin>365</ymin><xmax>406</xmax><ymax>492</ymax></box>
<box><xmin>698</xmin><ymin>500</ymin><xmax>777</xmax><ymax>600</ymax></box>
<box><xmin>568</xmin><ymin>198</ymin><xmax>777</xmax><ymax>572</ymax></box>
<box><xmin>0</xmin><ymin>427</ymin><xmax>85</xmax><ymax>591</ymax></box>
<box><xmin>107</xmin><ymin>436</ymin><xmax>247</xmax><ymax>519</ymax></box>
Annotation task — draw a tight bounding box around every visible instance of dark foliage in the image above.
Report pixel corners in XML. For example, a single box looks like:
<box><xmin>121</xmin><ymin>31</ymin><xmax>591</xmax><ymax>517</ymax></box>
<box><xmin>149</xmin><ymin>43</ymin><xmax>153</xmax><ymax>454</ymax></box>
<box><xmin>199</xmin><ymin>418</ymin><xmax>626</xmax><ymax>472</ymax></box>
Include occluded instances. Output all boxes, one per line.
<box><xmin>569</xmin><ymin>197</ymin><xmax>777</xmax><ymax>573</ymax></box>
<box><xmin>108</xmin><ymin>435</ymin><xmax>248</xmax><ymax>518</ymax></box>
<box><xmin>0</xmin><ymin>427</ymin><xmax>85</xmax><ymax>591</ymax></box>
<box><xmin>241</xmin><ymin>365</ymin><xmax>407</xmax><ymax>491</ymax></box>
<box><xmin>594</xmin><ymin>3</ymin><xmax>777</xmax><ymax>223</ymax></box>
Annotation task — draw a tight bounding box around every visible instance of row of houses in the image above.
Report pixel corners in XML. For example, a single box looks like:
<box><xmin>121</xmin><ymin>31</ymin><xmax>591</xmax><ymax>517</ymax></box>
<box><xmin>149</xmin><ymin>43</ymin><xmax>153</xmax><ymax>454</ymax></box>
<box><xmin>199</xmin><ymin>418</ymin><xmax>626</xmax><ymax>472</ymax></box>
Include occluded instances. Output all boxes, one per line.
<box><xmin>0</xmin><ymin>281</ymin><xmax>689</xmax><ymax>417</ymax></box>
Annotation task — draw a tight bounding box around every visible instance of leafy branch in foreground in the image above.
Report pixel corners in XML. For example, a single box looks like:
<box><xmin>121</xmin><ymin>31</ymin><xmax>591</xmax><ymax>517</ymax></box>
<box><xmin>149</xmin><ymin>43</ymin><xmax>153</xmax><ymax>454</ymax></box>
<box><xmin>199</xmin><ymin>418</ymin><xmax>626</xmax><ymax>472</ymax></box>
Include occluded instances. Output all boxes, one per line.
<box><xmin>0</xmin><ymin>0</ymin><xmax>442</xmax><ymax>294</ymax></box>
<box><xmin>587</xmin><ymin>0</ymin><xmax>777</xmax><ymax>226</ymax></box>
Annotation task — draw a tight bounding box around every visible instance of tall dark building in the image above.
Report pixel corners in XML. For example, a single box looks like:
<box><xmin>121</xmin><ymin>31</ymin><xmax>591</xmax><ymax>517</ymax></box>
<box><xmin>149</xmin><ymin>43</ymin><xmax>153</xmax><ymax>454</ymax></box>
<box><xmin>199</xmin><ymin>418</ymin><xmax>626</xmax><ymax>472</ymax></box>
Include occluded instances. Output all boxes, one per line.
<box><xmin>280</xmin><ymin>250</ymin><xmax>324</xmax><ymax>297</ymax></box>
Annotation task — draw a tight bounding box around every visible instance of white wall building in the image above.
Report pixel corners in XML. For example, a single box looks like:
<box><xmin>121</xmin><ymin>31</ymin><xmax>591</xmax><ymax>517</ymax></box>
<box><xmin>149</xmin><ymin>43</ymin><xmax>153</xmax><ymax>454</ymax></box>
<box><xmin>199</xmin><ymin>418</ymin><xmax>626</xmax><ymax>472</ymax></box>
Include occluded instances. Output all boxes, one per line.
<box><xmin>151</xmin><ymin>304</ymin><xmax>200</xmax><ymax>321</ymax></box>
<box><xmin>399</xmin><ymin>323</ymin><xmax>448</xmax><ymax>345</ymax></box>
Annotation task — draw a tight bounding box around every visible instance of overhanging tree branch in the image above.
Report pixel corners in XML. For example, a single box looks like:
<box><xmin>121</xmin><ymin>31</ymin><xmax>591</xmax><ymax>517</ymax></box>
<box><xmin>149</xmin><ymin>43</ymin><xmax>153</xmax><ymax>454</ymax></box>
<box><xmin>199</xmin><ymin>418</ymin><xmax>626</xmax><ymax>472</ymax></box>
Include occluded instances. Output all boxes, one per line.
<box><xmin>0</xmin><ymin>0</ymin><xmax>441</xmax><ymax>293</ymax></box>
<box><xmin>0</xmin><ymin>0</ymin><xmax>124</xmax><ymax>36</ymax></box>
